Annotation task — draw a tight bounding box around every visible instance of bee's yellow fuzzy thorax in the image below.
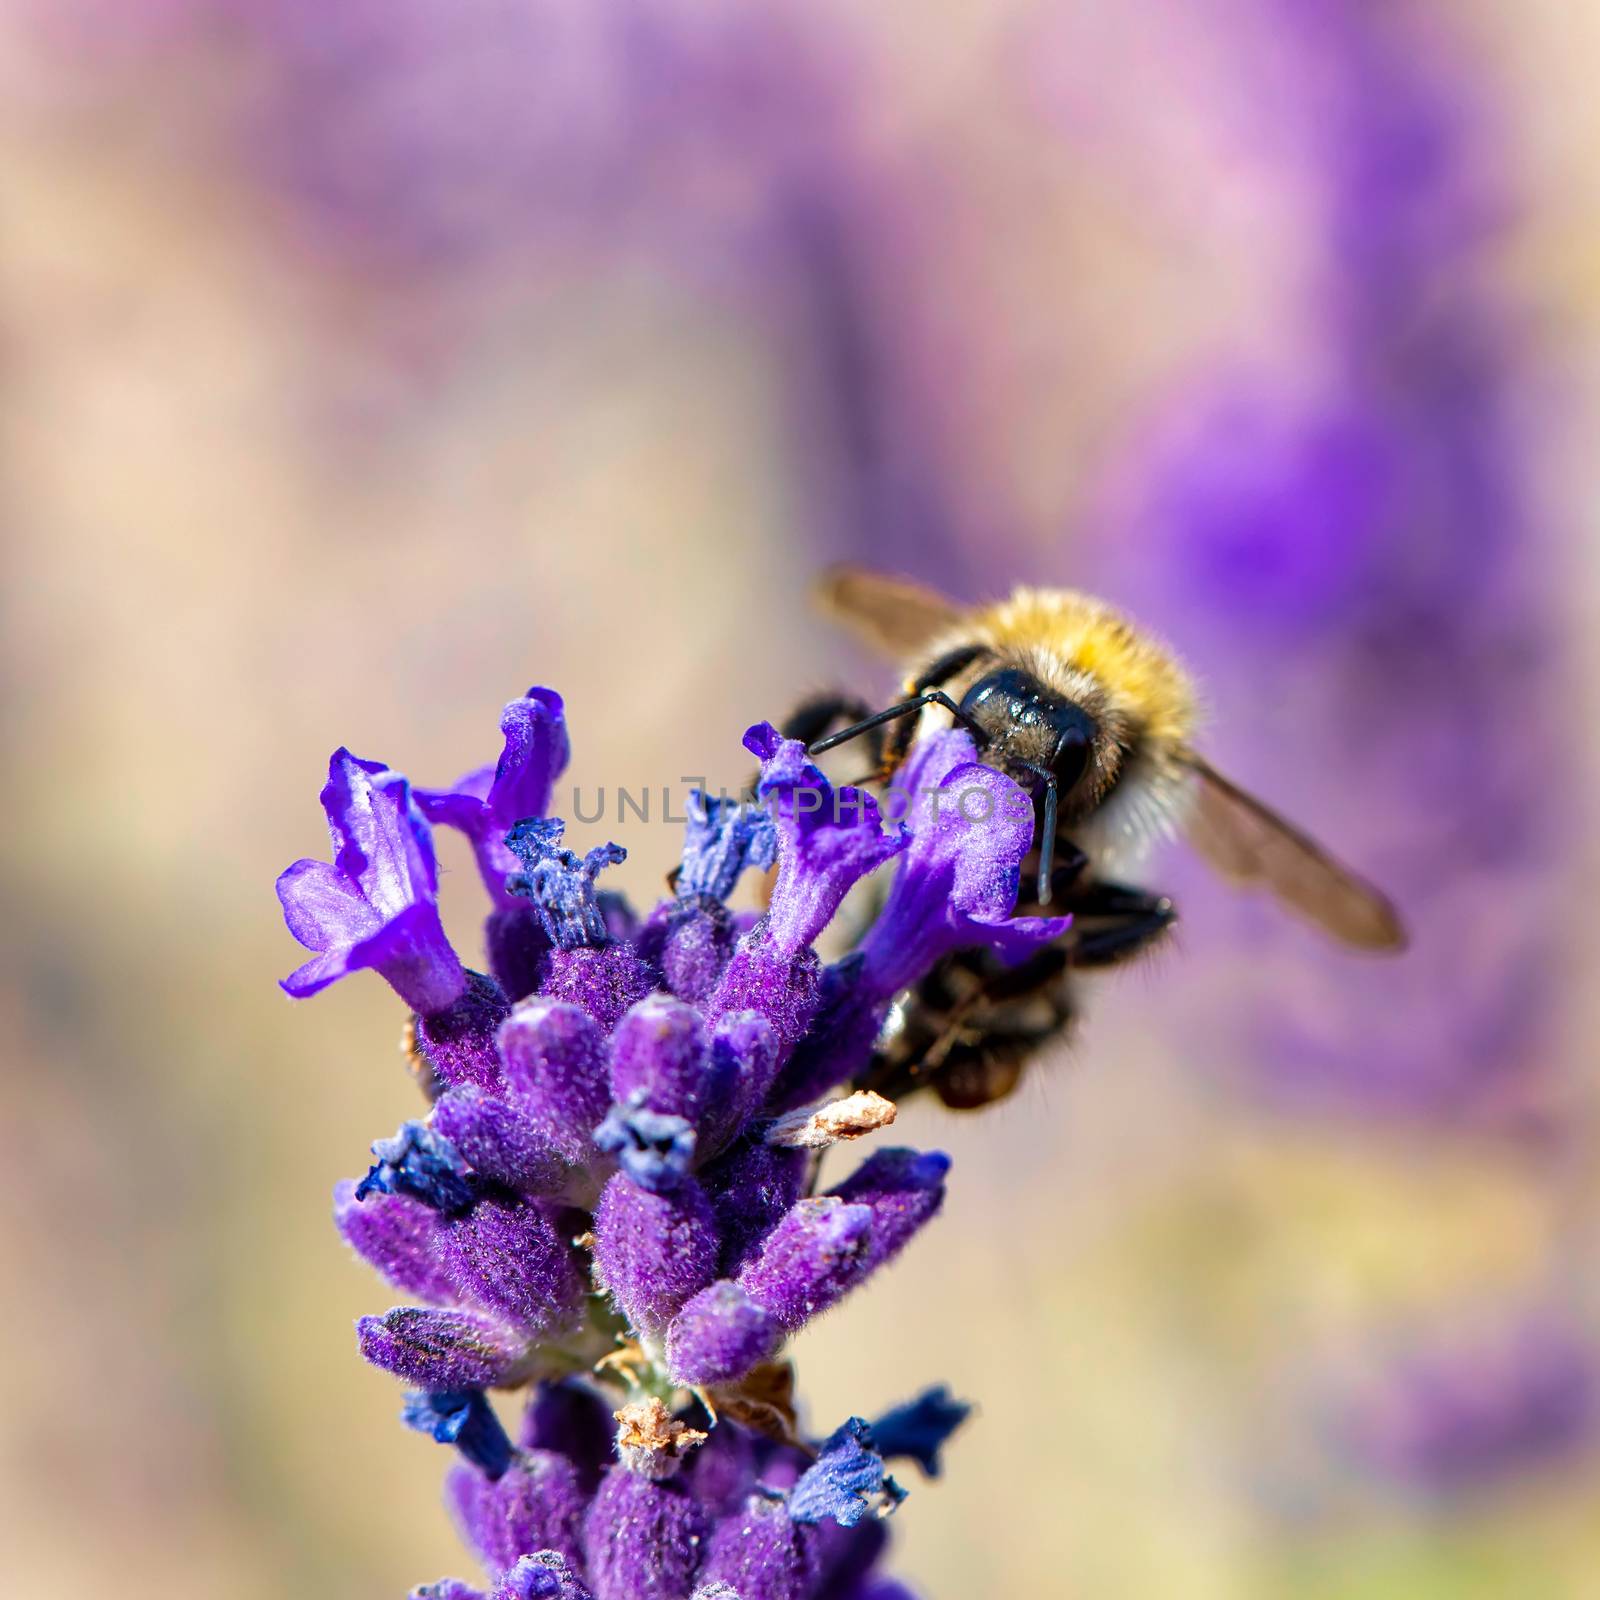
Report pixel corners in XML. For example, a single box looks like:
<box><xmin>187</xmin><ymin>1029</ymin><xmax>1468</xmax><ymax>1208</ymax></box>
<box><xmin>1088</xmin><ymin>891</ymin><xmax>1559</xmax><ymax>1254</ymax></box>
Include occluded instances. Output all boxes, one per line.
<box><xmin>971</xmin><ymin>587</ymin><xmax>1198</xmax><ymax>747</ymax></box>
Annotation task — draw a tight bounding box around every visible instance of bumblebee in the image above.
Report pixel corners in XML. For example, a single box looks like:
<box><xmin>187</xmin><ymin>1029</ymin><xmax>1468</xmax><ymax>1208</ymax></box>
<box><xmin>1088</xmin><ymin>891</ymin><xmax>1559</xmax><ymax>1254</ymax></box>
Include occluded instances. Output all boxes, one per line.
<box><xmin>786</xmin><ymin>566</ymin><xmax>1406</xmax><ymax>1110</ymax></box>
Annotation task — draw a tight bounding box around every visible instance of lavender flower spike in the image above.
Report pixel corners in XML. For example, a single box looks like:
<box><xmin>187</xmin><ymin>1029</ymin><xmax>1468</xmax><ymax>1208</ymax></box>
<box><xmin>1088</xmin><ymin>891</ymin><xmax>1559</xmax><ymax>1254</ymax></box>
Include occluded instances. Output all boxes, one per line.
<box><xmin>288</xmin><ymin>690</ymin><xmax>990</xmax><ymax>1596</ymax></box>
<box><xmin>277</xmin><ymin>749</ymin><xmax>466</xmax><ymax>1013</ymax></box>
<box><xmin>418</xmin><ymin>688</ymin><xmax>571</xmax><ymax>905</ymax></box>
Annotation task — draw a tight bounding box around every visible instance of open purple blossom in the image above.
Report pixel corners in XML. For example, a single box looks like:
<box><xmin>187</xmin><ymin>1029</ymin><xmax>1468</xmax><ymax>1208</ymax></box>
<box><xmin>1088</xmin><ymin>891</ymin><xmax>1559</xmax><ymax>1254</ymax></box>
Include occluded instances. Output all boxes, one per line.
<box><xmin>277</xmin><ymin>749</ymin><xmax>466</xmax><ymax>1013</ymax></box>
<box><xmin>418</xmin><ymin>687</ymin><xmax>570</xmax><ymax>908</ymax></box>
<box><xmin>279</xmin><ymin>690</ymin><xmax>1027</xmax><ymax>1595</ymax></box>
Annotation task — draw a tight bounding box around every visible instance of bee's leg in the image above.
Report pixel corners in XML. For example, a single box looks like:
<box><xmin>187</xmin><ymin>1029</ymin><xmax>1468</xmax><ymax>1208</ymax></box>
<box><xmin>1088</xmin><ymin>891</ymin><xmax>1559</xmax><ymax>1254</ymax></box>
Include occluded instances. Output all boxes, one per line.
<box><xmin>1063</xmin><ymin>881</ymin><xmax>1177</xmax><ymax>968</ymax></box>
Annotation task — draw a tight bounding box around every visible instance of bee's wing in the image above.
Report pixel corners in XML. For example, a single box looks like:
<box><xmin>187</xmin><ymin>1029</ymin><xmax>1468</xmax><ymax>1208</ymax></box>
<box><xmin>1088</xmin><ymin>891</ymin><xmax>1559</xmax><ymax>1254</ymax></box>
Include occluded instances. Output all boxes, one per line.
<box><xmin>814</xmin><ymin>564</ymin><xmax>966</xmax><ymax>658</ymax></box>
<box><xmin>1178</xmin><ymin>751</ymin><xmax>1407</xmax><ymax>951</ymax></box>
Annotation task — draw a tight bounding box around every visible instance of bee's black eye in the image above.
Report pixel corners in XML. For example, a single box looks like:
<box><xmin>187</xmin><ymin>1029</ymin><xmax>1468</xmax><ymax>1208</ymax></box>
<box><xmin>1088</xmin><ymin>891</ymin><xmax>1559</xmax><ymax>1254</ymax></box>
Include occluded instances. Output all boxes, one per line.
<box><xmin>1052</xmin><ymin>718</ymin><xmax>1093</xmax><ymax>792</ymax></box>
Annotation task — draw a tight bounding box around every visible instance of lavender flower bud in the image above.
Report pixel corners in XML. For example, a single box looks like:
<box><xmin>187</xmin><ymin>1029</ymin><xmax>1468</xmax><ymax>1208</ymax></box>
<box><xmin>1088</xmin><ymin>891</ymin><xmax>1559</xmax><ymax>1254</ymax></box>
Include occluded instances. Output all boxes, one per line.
<box><xmin>439</xmin><ymin>1196</ymin><xmax>586</xmax><ymax>1338</ymax></box>
<box><xmin>358</xmin><ymin>1307</ymin><xmax>526</xmax><ymax>1389</ymax></box>
<box><xmin>702</xmin><ymin>1142</ymin><xmax>807</xmax><ymax>1278</ymax></box>
<box><xmin>738</xmin><ymin>1198</ymin><xmax>874</xmax><ymax>1332</ymax></box>
<box><xmin>592</xmin><ymin>1173</ymin><xmax>721</xmax><ymax>1335</ymax></box>
<box><xmin>431</xmin><ymin>1089</ymin><xmax>569</xmax><ymax>1194</ymax></box>
<box><xmin>582</xmin><ymin>1469</ymin><xmax>708</xmax><ymax>1600</ymax></box>
<box><xmin>701</xmin><ymin>1495</ymin><xmax>819</xmax><ymax>1600</ymax></box>
<box><xmin>665</xmin><ymin>1281</ymin><xmax>784</xmax><ymax>1388</ymax></box>
<box><xmin>519</xmin><ymin>1381</ymin><xmax>614</xmax><ymax>1491</ymax></box>
<box><xmin>333</xmin><ymin>1181</ymin><xmax>453</xmax><ymax>1302</ymax></box>
<box><xmin>608</xmin><ymin>995</ymin><xmax>714</xmax><ymax>1127</ymax></box>
<box><xmin>498</xmin><ymin>1000</ymin><xmax>610</xmax><ymax>1165</ymax></box>
<box><xmin>415</xmin><ymin>971</ymin><xmax>513</xmax><ymax>1092</ymax></box>
<box><xmin>448</xmin><ymin>1451</ymin><xmax>587</xmax><ymax>1575</ymax></box>
<box><xmin>827</xmin><ymin>1149</ymin><xmax>950</xmax><ymax>1272</ymax></box>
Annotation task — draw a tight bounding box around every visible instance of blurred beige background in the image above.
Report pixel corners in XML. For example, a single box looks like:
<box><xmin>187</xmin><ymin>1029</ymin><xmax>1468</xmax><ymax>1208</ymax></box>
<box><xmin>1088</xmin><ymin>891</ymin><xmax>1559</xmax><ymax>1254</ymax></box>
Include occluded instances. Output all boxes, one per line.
<box><xmin>3</xmin><ymin>3</ymin><xmax>1600</xmax><ymax>1596</ymax></box>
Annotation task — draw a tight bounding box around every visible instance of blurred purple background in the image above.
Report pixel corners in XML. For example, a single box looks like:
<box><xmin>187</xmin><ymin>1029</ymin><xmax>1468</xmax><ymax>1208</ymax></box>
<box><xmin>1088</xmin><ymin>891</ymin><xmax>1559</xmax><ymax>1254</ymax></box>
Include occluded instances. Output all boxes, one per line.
<box><xmin>3</xmin><ymin>1</ymin><xmax>1598</xmax><ymax>1594</ymax></box>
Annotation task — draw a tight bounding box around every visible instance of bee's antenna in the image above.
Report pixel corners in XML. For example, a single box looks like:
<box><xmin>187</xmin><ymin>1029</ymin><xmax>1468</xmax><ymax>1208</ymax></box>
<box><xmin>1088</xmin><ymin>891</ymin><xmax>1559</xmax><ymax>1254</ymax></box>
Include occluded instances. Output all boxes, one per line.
<box><xmin>807</xmin><ymin>689</ymin><xmax>989</xmax><ymax>757</ymax></box>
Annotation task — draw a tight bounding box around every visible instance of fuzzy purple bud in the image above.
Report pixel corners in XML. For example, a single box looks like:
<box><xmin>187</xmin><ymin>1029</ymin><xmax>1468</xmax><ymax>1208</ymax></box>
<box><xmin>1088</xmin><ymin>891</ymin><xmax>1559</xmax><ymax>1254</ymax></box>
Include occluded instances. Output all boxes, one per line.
<box><xmin>703</xmin><ymin>1142</ymin><xmax>808</xmax><ymax>1277</ymax></box>
<box><xmin>827</xmin><ymin>1149</ymin><xmax>950</xmax><ymax>1271</ymax></box>
<box><xmin>592</xmin><ymin>1174</ymin><xmax>721</xmax><ymax>1335</ymax></box>
<box><xmin>413</xmin><ymin>972</ymin><xmax>513</xmax><ymax>1093</ymax></box>
<box><xmin>358</xmin><ymin>1307</ymin><xmax>527</xmax><ymax>1390</ymax></box>
<box><xmin>666</xmin><ymin>1281</ymin><xmax>785</xmax><ymax>1388</ymax></box>
<box><xmin>498</xmin><ymin>1000</ymin><xmax>611</xmax><ymax>1165</ymax></box>
<box><xmin>448</xmin><ymin>1450</ymin><xmax>587</xmax><ymax>1575</ymax></box>
<box><xmin>334</xmin><ymin>1181</ymin><xmax>454</xmax><ymax>1303</ymax></box>
<box><xmin>491</xmin><ymin>1551</ymin><xmax>594</xmax><ymax>1600</ymax></box>
<box><xmin>431</xmin><ymin>1089</ymin><xmax>569</xmax><ymax>1194</ymax></box>
<box><xmin>738</xmin><ymin>1198</ymin><xmax>874</xmax><ymax>1332</ymax></box>
<box><xmin>439</xmin><ymin>1196</ymin><xmax>585</xmax><ymax>1338</ymax></box>
<box><xmin>583</xmin><ymin>1470</ymin><xmax>708</xmax><ymax>1600</ymax></box>
<box><xmin>701</xmin><ymin>1494</ymin><xmax>819</xmax><ymax>1600</ymax></box>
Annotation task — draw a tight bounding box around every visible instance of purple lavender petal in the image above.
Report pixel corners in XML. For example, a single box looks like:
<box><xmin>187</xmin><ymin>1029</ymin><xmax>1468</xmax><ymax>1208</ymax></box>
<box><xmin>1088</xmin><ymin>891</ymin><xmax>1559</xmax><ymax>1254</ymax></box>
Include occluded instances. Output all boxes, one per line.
<box><xmin>404</xmin><ymin>1389</ymin><xmax>514</xmax><ymax>1479</ymax></box>
<box><xmin>737</xmin><ymin>1198</ymin><xmax>874</xmax><ymax>1333</ymax></box>
<box><xmin>700</xmin><ymin>1494</ymin><xmax>819</xmax><ymax>1600</ymax></box>
<box><xmin>358</xmin><ymin>1307</ymin><xmax>527</xmax><ymax>1389</ymax></box>
<box><xmin>439</xmin><ymin>1196</ymin><xmax>586</xmax><ymax>1338</ymax></box>
<box><xmin>431</xmin><ymin>1089</ymin><xmax>569</xmax><ymax>1194</ymax></box>
<box><xmin>856</xmin><ymin>732</ymin><xmax>1070</xmax><ymax>1004</ymax></box>
<box><xmin>506</xmin><ymin>819</ymin><xmax>627</xmax><ymax>952</ymax></box>
<box><xmin>676</xmin><ymin>791</ymin><xmax>779</xmax><ymax>904</ymax></box>
<box><xmin>356</xmin><ymin>1121</ymin><xmax>474</xmax><ymax>1215</ymax></box>
<box><xmin>418</xmin><ymin>688</ymin><xmax>571</xmax><ymax>904</ymax></box>
<box><xmin>498</xmin><ymin>1000</ymin><xmax>611</xmax><ymax>1165</ymax></box>
<box><xmin>411</xmin><ymin>1583</ymin><xmax>485</xmax><ymax>1600</ymax></box>
<box><xmin>592</xmin><ymin>1173</ymin><xmax>722</xmax><ymax>1336</ymax></box>
<box><xmin>866</xmin><ymin>1387</ymin><xmax>970</xmax><ymax>1479</ymax></box>
<box><xmin>583</xmin><ymin>1470</ymin><xmax>708</xmax><ymax>1600</ymax></box>
<box><xmin>334</xmin><ymin>1180</ymin><xmax>454</xmax><ymax>1303</ymax></box>
<box><xmin>592</xmin><ymin>1102</ymin><xmax>698</xmax><ymax>1195</ymax></box>
<box><xmin>788</xmin><ymin>1418</ymin><xmax>905</xmax><ymax>1528</ymax></box>
<box><xmin>827</xmin><ymin>1149</ymin><xmax>949</xmax><ymax>1272</ymax></box>
<box><xmin>414</xmin><ymin>972</ymin><xmax>512</xmax><ymax>1094</ymax></box>
<box><xmin>448</xmin><ymin>1450</ymin><xmax>587</xmax><ymax>1575</ymax></box>
<box><xmin>490</xmin><ymin>1551</ymin><xmax>594</xmax><ymax>1600</ymax></box>
<box><xmin>278</xmin><ymin>749</ymin><xmax>467</xmax><ymax>1013</ymax></box>
<box><xmin>665</xmin><ymin>1281</ymin><xmax>784</xmax><ymax>1388</ymax></box>
<box><xmin>742</xmin><ymin>724</ymin><xmax>905</xmax><ymax>959</ymax></box>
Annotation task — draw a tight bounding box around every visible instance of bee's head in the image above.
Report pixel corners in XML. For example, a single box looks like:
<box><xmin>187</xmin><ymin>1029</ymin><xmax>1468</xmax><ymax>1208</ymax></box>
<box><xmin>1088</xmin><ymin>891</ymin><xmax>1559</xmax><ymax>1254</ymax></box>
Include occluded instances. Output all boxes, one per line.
<box><xmin>957</xmin><ymin>665</ymin><xmax>1106</xmax><ymax>812</ymax></box>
